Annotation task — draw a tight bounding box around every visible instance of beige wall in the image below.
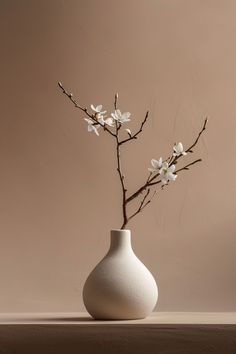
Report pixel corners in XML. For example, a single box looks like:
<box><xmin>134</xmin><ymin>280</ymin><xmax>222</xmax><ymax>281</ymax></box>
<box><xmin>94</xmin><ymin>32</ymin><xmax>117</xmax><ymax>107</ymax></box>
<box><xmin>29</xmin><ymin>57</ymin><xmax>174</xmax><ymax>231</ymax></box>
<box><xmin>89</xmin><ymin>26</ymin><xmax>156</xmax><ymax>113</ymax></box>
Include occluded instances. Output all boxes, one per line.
<box><xmin>0</xmin><ymin>0</ymin><xmax>235</xmax><ymax>312</ymax></box>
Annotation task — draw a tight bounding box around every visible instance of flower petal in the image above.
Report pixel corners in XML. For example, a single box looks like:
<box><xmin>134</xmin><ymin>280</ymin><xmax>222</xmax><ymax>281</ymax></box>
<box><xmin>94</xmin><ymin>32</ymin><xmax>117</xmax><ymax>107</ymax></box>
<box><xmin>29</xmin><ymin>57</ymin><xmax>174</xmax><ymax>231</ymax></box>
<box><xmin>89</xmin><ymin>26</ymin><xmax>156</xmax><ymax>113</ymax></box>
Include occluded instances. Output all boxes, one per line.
<box><xmin>96</xmin><ymin>104</ymin><xmax>102</xmax><ymax>112</ymax></box>
<box><xmin>162</xmin><ymin>161</ymin><xmax>169</xmax><ymax>169</ymax></box>
<box><xmin>98</xmin><ymin>117</ymin><xmax>105</xmax><ymax>125</ymax></box>
<box><xmin>148</xmin><ymin>168</ymin><xmax>155</xmax><ymax>172</ymax></box>
<box><xmin>92</xmin><ymin>125</ymin><xmax>100</xmax><ymax>136</ymax></box>
<box><xmin>84</xmin><ymin>118</ymin><xmax>92</xmax><ymax>124</ymax></box>
<box><xmin>168</xmin><ymin>173</ymin><xmax>177</xmax><ymax>181</ymax></box>
<box><xmin>151</xmin><ymin>159</ymin><xmax>159</xmax><ymax>169</ymax></box>
<box><xmin>115</xmin><ymin>109</ymin><xmax>121</xmax><ymax>118</ymax></box>
<box><xmin>122</xmin><ymin>112</ymin><xmax>131</xmax><ymax>120</ymax></box>
<box><xmin>105</xmin><ymin>118</ymin><xmax>114</xmax><ymax>127</ymax></box>
<box><xmin>177</xmin><ymin>142</ymin><xmax>183</xmax><ymax>152</ymax></box>
<box><xmin>168</xmin><ymin>173</ymin><xmax>174</xmax><ymax>181</ymax></box>
<box><xmin>160</xmin><ymin>171</ymin><xmax>165</xmax><ymax>178</ymax></box>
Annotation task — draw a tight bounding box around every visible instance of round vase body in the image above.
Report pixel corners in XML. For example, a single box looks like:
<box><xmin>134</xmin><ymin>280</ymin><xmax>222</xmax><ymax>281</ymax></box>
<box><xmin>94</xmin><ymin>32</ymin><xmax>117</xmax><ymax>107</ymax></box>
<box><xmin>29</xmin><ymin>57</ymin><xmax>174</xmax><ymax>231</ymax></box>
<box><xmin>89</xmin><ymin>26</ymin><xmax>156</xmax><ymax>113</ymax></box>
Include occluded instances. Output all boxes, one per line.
<box><xmin>83</xmin><ymin>229</ymin><xmax>158</xmax><ymax>320</ymax></box>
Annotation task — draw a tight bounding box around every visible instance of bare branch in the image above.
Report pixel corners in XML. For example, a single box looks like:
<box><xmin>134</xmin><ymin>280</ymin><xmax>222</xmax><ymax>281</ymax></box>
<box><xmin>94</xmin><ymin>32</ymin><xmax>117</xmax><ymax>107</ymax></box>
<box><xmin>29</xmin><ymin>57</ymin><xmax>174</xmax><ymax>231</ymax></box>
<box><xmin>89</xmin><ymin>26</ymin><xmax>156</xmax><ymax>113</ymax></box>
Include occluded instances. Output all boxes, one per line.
<box><xmin>119</xmin><ymin>111</ymin><xmax>149</xmax><ymax>146</ymax></box>
<box><xmin>145</xmin><ymin>179</ymin><xmax>162</xmax><ymax>187</ymax></box>
<box><xmin>126</xmin><ymin>169</ymin><xmax>161</xmax><ymax>204</ymax></box>
<box><xmin>186</xmin><ymin>117</ymin><xmax>208</xmax><ymax>153</ymax></box>
<box><xmin>114</xmin><ymin>93</ymin><xmax>122</xmax><ymax>131</ymax></box>
<box><xmin>169</xmin><ymin>117</ymin><xmax>208</xmax><ymax>166</ymax></box>
<box><xmin>114</xmin><ymin>93</ymin><xmax>118</xmax><ymax>110</ymax></box>
<box><xmin>139</xmin><ymin>188</ymin><xmax>150</xmax><ymax>211</ymax></box>
<box><xmin>126</xmin><ymin>189</ymin><xmax>150</xmax><ymax>223</ymax></box>
<box><xmin>144</xmin><ymin>189</ymin><xmax>157</xmax><ymax>208</ymax></box>
<box><xmin>127</xmin><ymin>188</ymin><xmax>157</xmax><ymax>224</ymax></box>
<box><xmin>175</xmin><ymin>159</ymin><xmax>202</xmax><ymax>173</ymax></box>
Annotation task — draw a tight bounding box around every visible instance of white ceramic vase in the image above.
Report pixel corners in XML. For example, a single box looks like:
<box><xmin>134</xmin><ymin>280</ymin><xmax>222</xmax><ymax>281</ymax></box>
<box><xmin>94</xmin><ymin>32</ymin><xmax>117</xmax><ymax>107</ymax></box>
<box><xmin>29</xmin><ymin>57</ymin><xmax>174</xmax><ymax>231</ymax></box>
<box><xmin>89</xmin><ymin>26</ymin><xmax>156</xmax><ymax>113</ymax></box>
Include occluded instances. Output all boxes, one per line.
<box><xmin>83</xmin><ymin>229</ymin><xmax>158</xmax><ymax>320</ymax></box>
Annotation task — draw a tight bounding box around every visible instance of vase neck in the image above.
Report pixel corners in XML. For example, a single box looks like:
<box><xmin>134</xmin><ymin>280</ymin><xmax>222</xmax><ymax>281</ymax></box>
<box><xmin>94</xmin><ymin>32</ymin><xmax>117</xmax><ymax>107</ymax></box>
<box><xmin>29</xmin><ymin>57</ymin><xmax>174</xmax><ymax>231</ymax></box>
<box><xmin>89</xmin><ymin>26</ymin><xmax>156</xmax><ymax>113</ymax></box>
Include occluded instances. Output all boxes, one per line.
<box><xmin>109</xmin><ymin>229</ymin><xmax>132</xmax><ymax>252</ymax></box>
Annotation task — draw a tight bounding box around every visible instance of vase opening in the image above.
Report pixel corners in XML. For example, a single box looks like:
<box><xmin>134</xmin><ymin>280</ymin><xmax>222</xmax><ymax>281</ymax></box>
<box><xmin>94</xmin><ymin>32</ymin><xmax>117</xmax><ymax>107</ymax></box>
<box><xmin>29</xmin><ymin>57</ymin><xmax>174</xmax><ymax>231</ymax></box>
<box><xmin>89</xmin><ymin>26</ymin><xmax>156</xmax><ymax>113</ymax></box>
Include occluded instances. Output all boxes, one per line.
<box><xmin>110</xmin><ymin>229</ymin><xmax>132</xmax><ymax>252</ymax></box>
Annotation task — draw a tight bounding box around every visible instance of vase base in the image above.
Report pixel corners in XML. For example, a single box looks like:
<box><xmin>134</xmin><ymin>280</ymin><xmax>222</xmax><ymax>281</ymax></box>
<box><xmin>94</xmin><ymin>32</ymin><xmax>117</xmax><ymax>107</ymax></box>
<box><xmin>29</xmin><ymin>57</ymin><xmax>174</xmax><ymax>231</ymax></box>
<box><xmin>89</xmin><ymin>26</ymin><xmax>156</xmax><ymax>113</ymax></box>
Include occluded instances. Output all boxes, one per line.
<box><xmin>92</xmin><ymin>316</ymin><xmax>147</xmax><ymax>321</ymax></box>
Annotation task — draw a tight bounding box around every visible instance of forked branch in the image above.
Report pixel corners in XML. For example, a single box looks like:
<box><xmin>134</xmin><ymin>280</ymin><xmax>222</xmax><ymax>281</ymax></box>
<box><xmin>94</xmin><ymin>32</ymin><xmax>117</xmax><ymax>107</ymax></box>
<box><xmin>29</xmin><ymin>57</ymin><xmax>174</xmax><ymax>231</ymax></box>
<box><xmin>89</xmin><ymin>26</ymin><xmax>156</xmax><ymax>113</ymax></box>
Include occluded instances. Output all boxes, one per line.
<box><xmin>119</xmin><ymin>111</ymin><xmax>149</xmax><ymax>146</ymax></box>
<box><xmin>58</xmin><ymin>82</ymin><xmax>207</xmax><ymax>230</ymax></box>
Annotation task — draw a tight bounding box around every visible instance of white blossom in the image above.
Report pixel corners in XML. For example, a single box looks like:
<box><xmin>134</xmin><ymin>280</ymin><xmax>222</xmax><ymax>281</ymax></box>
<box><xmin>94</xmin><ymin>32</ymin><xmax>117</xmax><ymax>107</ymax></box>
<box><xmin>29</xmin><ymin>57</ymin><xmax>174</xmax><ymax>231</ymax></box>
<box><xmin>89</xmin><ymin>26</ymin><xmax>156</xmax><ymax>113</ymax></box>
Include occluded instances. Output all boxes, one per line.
<box><xmin>97</xmin><ymin>115</ymin><xmax>114</xmax><ymax>127</ymax></box>
<box><xmin>125</xmin><ymin>128</ymin><xmax>132</xmax><ymax>136</ymax></box>
<box><xmin>111</xmin><ymin>109</ymin><xmax>131</xmax><ymax>124</ymax></box>
<box><xmin>159</xmin><ymin>161</ymin><xmax>177</xmax><ymax>184</ymax></box>
<box><xmin>173</xmin><ymin>142</ymin><xmax>187</xmax><ymax>157</ymax></box>
<box><xmin>97</xmin><ymin>115</ymin><xmax>106</xmax><ymax>126</ymax></box>
<box><xmin>91</xmin><ymin>104</ymin><xmax>106</xmax><ymax>115</ymax></box>
<box><xmin>84</xmin><ymin>118</ymin><xmax>100</xmax><ymax>136</ymax></box>
<box><xmin>104</xmin><ymin>117</ymin><xmax>115</xmax><ymax>127</ymax></box>
<box><xmin>148</xmin><ymin>158</ymin><xmax>163</xmax><ymax>172</ymax></box>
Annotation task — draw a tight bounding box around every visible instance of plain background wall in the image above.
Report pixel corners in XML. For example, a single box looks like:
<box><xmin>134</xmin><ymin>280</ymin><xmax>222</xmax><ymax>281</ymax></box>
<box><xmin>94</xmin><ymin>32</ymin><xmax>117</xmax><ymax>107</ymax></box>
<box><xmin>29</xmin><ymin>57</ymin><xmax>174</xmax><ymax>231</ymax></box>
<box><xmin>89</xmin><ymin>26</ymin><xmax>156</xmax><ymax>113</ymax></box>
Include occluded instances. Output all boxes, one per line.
<box><xmin>0</xmin><ymin>0</ymin><xmax>235</xmax><ymax>312</ymax></box>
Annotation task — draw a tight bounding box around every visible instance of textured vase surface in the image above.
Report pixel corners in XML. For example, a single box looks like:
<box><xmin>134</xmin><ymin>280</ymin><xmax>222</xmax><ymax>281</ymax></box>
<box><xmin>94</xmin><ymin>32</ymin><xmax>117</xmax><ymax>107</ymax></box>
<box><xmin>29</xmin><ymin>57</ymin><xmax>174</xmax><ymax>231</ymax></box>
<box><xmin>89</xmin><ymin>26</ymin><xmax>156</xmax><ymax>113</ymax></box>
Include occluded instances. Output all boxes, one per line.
<box><xmin>83</xmin><ymin>229</ymin><xmax>158</xmax><ymax>320</ymax></box>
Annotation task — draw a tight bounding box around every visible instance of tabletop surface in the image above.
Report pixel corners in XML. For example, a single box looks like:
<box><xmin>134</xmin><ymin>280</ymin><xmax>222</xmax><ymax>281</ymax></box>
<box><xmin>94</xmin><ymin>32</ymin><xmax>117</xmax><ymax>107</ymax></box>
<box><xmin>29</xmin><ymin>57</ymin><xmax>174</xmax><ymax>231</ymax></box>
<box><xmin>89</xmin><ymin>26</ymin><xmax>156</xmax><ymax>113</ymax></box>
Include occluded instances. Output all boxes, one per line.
<box><xmin>0</xmin><ymin>312</ymin><xmax>235</xmax><ymax>325</ymax></box>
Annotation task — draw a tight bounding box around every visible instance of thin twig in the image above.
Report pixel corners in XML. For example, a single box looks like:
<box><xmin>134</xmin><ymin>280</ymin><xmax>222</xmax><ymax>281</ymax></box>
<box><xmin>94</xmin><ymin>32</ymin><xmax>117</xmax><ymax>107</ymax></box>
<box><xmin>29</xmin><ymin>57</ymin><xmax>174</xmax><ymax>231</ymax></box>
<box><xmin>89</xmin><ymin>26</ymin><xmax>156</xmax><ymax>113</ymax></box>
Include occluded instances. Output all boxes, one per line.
<box><xmin>127</xmin><ymin>189</ymin><xmax>157</xmax><ymax>223</ymax></box>
<box><xmin>58</xmin><ymin>82</ymin><xmax>116</xmax><ymax>137</ymax></box>
<box><xmin>175</xmin><ymin>159</ymin><xmax>202</xmax><ymax>173</ymax></box>
<box><xmin>114</xmin><ymin>93</ymin><xmax>122</xmax><ymax>131</ymax></box>
<box><xmin>139</xmin><ymin>188</ymin><xmax>151</xmax><ymax>210</ymax></box>
<box><xmin>126</xmin><ymin>189</ymin><xmax>150</xmax><ymax>222</ymax></box>
<box><xmin>186</xmin><ymin>118</ymin><xmax>208</xmax><ymax>153</ymax></box>
<box><xmin>169</xmin><ymin>117</ymin><xmax>208</xmax><ymax>166</ymax></box>
<box><xmin>119</xmin><ymin>111</ymin><xmax>149</xmax><ymax>146</ymax></box>
<box><xmin>114</xmin><ymin>93</ymin><xmax>118</xmax><ymax>110</ymax></box>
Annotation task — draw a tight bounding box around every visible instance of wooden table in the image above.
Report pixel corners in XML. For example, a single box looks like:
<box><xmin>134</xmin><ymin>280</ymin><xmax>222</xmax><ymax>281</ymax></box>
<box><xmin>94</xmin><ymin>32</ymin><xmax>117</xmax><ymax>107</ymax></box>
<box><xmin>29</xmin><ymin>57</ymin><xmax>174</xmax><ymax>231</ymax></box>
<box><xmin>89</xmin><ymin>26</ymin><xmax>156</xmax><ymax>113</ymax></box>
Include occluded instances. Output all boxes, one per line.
<box><xmin>0</xmin><ymin>312</ymin><xmax>235</xmax><ymax>353</ymax></box>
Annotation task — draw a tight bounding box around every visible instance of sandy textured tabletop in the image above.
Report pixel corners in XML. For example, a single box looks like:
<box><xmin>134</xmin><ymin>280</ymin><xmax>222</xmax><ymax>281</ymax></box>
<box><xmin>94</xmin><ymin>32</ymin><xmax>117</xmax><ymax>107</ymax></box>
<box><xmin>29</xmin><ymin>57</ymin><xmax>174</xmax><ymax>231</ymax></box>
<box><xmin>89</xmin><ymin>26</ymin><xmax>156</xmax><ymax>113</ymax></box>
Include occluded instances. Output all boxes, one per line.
<box><xmin>0</xmin><ymin>312</ymin><xmax>235</xmax><ymax>354</ymax></box>
<box><xmin>0</xmin><ymin>312</ymin><xmax>236</xmax><ymax>324</ymax></box>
